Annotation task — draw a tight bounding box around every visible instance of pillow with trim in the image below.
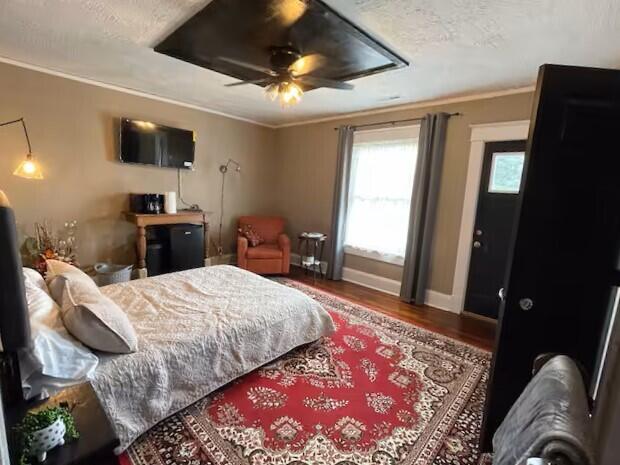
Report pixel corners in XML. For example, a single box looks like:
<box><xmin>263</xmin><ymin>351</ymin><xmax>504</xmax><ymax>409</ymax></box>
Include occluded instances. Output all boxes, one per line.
<box><xmin>54</xmin><ymin>274</ymin><xmax>138</xmax><ymax>354</ymax></box>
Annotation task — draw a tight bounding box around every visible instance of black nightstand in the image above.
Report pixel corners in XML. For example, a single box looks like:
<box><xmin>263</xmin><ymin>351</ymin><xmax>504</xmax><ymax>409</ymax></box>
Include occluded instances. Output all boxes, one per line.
<box><xmin>7</xmin><ymin>383</ymin><xmax>119</xmax><ymax>465</ymax></box>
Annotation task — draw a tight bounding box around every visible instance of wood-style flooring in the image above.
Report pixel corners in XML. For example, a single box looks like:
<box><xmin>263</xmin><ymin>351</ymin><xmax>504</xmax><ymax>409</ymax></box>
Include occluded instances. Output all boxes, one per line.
<box><xmin>288</xmin><ymin>266</ymin><xmax>496</xmax><ymax>352</ymax></box>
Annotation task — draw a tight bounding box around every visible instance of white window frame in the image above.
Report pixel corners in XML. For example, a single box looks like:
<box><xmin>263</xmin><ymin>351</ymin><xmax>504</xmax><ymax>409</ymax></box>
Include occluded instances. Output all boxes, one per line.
<box><xmin>343</xmin><ymin>124</ymin><xmax>420</xmax><ymax>266</ymax></box>
<box><xmin>344</xmin><ymin>245</ymin><xmax>405</xmax><ymax>266</ymax></box>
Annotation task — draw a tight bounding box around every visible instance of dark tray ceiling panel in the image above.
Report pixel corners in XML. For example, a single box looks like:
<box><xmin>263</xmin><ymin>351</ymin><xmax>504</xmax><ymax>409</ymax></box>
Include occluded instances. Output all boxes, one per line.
<box><xmin>155</xmin><ymin>0</ymin><xmax>408</xmax><ymax>91</ymax></box>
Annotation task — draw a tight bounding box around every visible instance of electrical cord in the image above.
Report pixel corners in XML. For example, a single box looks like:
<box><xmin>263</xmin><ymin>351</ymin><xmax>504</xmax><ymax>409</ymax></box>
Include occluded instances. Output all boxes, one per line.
<box><xmin>177</xmin><ymin>168</ymin><xmax>200</xmax><ymax>210</ymax></box>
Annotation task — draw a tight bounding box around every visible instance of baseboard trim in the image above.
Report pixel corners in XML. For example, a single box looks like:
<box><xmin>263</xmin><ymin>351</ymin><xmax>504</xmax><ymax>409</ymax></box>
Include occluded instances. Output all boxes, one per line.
<box><xmin>290</xmin><ymin>253</ymin><xmax>460</xmax><ymax>313</ymax></box>
<box><xmin>425</xmin><ymin>290</ymin><xmax>459</xmax><ymax>314</ymax></box>
<box><xmin>205</xmin><ymin>254</ymin><xmax>236</xmax><ymax>266</ymax></box>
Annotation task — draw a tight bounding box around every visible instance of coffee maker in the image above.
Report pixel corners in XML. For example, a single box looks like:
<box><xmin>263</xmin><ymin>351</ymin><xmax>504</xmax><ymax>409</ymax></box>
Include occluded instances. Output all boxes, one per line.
<box><xmin>129</xmin><ymin>193</ymin><xmax>165</xmax><ymax>214</ymax></box>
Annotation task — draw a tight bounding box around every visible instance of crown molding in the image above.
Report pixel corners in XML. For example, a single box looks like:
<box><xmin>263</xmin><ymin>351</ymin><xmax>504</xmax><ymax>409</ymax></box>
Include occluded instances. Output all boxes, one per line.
<box><xmin>273</xmin><ymin>85</ymin><xmax>536</xmax><ymax>129</ymax></box>
<box><xmin>0</xmin><ymin>56</ymin><xmax>276</xmax><ymax>129</ymax></box>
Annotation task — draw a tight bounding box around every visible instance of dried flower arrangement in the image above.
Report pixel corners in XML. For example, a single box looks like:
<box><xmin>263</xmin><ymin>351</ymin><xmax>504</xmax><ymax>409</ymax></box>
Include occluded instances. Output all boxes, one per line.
<box><xmin>23</xmin><ymin>220</ymin><xmax>79</xmax><ymax>275</ymax></box>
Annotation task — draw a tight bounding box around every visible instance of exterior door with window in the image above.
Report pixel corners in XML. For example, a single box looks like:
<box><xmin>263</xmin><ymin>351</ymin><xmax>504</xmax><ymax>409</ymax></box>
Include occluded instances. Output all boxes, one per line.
<box><xmin>464</xmin><ymin>140</ymin><xmax>526</xmax><ymax>319</ymax></box>
<box><xmin>481</xmin><ymin>64</ymin><xmax>620</xmax><ymax>450</ymax></box>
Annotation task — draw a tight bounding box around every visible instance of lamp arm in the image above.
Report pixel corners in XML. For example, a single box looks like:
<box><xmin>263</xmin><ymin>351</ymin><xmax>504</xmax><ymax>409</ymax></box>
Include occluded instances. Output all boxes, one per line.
<box><xmin>0</xmin><ymin>118</ymin><xmax>32</xmax><ymax>155</ymax></box>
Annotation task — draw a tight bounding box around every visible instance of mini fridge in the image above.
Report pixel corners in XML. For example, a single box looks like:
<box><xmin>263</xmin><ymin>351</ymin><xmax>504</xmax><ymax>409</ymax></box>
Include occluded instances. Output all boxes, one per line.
<box><xmin>169</xmin><ymin>224</ymin><xmax>204</xmax><ymax>272</ymax></box>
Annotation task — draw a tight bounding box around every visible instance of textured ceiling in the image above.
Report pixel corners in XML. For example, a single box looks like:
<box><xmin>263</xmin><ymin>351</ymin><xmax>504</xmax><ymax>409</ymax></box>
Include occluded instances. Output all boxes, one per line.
<box><xmin>1</xmin><ymin>0</ymin><xmax>619</xmax><ymax>126</ymax></box>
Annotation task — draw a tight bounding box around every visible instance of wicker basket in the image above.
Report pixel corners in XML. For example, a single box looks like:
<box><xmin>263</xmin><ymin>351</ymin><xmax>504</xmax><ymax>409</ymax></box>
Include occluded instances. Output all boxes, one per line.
<box><xmin>94</xmin><ymin>263</ymin><xmax>133</xmax><ymax>286</ymax></box>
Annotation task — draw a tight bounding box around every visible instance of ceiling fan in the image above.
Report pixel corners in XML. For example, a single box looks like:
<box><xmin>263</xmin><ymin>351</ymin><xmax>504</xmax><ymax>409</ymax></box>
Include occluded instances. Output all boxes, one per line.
<box><xmin>219</xmin><ymin>46</ymin><xmax>354</xmax><ymax>107</ymax></box>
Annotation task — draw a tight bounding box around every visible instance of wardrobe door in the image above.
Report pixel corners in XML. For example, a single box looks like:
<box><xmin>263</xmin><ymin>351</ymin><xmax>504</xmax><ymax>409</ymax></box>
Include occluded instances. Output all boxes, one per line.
<box><xmin>481</xmin><ymin>64</ymin><xmax>620</xmax><ymax>449</ymax></box>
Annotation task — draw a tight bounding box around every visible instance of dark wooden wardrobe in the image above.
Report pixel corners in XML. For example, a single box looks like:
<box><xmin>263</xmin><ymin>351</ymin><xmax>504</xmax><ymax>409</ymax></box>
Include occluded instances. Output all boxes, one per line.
<box><xmin>481</xmin><ymin>64</ymin><xmax>620</xmax><ymax>449</ymax></box>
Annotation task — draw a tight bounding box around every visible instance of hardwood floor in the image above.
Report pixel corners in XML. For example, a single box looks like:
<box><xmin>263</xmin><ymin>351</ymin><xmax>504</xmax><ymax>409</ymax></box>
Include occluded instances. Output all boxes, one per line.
<box><xmin>287</xmin><ymin>266</ymin><xmax>496</xmax><ymax>352</ymax></box>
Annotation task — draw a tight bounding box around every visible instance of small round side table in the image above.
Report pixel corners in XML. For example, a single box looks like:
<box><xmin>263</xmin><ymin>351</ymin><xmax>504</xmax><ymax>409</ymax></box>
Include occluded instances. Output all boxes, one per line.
<box><xmin>298</xmin><ymin>232</ymin><xmax>327</xmax><ymax>281</ymax></box>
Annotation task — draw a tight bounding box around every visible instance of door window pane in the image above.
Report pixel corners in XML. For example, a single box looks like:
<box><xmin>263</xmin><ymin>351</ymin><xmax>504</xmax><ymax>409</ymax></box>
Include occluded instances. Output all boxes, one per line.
<box><xmin>488</xmin><ymin>152</ymin><xmax>525</xmax><ymax>194</ymax></box>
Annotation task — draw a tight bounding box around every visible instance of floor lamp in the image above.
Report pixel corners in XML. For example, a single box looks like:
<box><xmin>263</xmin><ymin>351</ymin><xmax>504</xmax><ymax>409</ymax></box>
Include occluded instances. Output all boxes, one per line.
<box><xmin>215</xmin><ymin>158</ymin><xmax>241</xmax><ymax>256</ymax></box>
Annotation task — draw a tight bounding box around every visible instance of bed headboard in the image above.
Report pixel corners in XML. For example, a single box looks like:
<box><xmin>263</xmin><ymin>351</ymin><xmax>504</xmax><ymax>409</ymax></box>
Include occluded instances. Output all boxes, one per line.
<box><xmin>0</xmin><ymin>191</ymin><xmax>31</xmax><ymax>352</ymax></box>
<box><xmin>0</xmin><ymin>191</ymin><xmax>31</xmax><ymax>408</ymax></box>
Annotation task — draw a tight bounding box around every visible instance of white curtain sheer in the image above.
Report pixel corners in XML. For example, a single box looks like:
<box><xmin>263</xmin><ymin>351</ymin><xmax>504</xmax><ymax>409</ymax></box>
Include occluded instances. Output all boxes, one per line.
<box><xmin>344</xmin><ymin>133</ymin><xmax>418</xmax><ymax>263</ymax></box>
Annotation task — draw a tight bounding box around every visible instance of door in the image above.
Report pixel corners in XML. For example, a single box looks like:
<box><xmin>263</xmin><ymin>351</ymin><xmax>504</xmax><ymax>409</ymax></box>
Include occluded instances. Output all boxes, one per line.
<box><xmin>465</xmin><ymin>140</ymin><xmax>526</xmax><ymax>319</ymax></box>
<box><xmin>480</xmin><ymin>64</ymin><xmax>620</xmax><ymax>450</ymax></box>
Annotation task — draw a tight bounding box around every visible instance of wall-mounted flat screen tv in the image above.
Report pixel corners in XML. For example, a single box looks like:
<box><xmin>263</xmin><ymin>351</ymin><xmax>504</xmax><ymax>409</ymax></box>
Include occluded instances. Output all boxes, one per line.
<box><xmin>119</xmin><ymin>118</ymin><xmax>195</xmax><ymax>169</ymax></box>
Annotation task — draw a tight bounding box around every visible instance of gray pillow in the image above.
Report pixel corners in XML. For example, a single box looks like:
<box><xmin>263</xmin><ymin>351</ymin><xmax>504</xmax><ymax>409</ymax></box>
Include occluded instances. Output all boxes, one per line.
<box><xmin>55</xmin><ymin>275</ymin><xmax>138</xmax><ymax>354</ymax></box>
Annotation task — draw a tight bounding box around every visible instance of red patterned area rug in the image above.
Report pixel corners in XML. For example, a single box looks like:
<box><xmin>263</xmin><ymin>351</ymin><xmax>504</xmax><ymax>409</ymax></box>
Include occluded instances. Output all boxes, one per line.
<box><xmin>122</xmin><ymin>280</ymin><xmax>491</xmax><ymax>465</ymax></box>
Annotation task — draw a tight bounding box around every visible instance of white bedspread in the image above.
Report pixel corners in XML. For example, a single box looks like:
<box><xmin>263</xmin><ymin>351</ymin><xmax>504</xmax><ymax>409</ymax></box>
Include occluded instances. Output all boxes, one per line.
<box><xmin>92</xmin><ymin>265</ymin><xmax>334</xmax><ymax>452</ymax></box>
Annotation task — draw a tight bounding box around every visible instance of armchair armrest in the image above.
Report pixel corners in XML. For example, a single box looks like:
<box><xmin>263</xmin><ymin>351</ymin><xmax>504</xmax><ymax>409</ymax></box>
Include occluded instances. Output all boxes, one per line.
<box><xmin>237</xmin><ymin>235</ymin><xmax>248</xmax><ymax>269</ymax></box>
<box><xmin>278</xmin><ymin>233</ymin><xmax>291</xmax><ymax>274</ymax></box>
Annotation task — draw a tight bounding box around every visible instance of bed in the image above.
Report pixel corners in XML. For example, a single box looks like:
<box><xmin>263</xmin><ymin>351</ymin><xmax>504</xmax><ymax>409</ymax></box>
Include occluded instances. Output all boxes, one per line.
<box><xmin>90</xmin><ymin>265</ymin><xmax>334</xmax><ymax>452</ymax></box>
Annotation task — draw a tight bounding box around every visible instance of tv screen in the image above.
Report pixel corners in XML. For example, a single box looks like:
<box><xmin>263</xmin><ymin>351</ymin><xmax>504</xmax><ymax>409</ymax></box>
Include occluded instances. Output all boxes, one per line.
<box><xmin>119</xmin><ymin>118</ymin><xmax>195</xmax><ymax>169</ymax></box>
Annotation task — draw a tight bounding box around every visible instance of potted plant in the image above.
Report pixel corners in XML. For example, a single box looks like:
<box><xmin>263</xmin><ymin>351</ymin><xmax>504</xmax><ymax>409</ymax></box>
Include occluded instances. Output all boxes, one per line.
<box><xmin>15</xmin><ymin>406</ymin><xmax>79</xmax><ymax>464</ymax></box>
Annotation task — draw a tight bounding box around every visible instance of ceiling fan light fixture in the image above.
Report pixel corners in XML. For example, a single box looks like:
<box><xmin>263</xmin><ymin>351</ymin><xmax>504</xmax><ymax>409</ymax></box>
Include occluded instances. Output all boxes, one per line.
<box><xmin>278</xmin><ymin>81</ymin><xmax>303</xmax><ymax>107</ymax></box>
<box><xmin>265</xmin><ymin>83</ymin><xmax>280</xmax><ymax>101</ymax></box>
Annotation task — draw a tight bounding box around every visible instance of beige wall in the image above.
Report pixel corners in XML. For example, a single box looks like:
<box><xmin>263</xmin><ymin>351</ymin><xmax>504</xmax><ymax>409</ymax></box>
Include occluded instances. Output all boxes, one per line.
<box><xmin>0</xmin><ymin>59</ymin><xmax>534</xmax><ymax>293</ymax></box>
<box><xmin>273</xmin><ymin>92</ymin><xmax>535</xmax><ymax>294</ymax></box>
<box><xmin>0</xmin><ymin>62</ymin><xmax>276</xmax><ymax>266</ymax></box>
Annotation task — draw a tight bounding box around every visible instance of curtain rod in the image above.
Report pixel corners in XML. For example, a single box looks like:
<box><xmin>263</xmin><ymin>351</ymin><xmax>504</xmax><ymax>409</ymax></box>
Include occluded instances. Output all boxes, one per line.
<box><xmin>333</xmin><ymin>112</ymin><xmax>462</xmax><ymax>131</ymax></box>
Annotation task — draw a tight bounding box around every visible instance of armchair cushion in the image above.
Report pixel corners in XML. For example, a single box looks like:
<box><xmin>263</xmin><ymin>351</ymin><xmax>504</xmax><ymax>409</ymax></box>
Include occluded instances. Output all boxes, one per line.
<box><xmin>246</xmin><ymin>244</ymin><xmax>283</xmax><ymax>260</ymax></box>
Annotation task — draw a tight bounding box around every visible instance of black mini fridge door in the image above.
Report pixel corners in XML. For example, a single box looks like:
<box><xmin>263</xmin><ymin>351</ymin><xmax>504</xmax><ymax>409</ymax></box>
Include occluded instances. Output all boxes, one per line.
<box><xmin>481</xmin><ymin>64</ymin><xmax>620</xmax><ymax>449</ymax></box>
<box><xmin>169</xmin><ymin>224</ymin><xmax>205</xmax><ymax>272</ymax></box>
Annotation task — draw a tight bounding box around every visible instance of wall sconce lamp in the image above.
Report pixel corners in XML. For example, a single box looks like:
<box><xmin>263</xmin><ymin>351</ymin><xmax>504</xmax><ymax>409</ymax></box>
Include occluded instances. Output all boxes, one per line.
<box><xmin>1</xmin><ymin>118</ymin><xmax>44</xmax><ymax>180</ymax></box>
<box><xmin>215</xmin><ymin>158</ymin><xmax>242</xmax><ymax>256</ymax></box>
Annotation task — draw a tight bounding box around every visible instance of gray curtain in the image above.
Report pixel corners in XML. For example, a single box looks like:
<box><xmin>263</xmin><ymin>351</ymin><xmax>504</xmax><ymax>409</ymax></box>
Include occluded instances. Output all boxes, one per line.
<box><xmin>327</xmin><ymin>125</ymin><xmax>355</xmax><ymax>280</ymax></box>
<box><xmin>400</xmin><ymin>113</ymin><xmax>449</xmax><ymax>303</ymax></box>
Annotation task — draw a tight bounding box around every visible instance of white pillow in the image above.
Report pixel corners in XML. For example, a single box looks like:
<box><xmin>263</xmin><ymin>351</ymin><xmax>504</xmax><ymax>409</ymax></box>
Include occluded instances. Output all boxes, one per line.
<box><xmin>19</xmin><ymin>277</ymin><xmax>99</xmax><ymax>400</ymax></box>
<box><xmin>23</xmin><ymin>267</ymin><xmax>49</xmax><ymax>295</ymax></box>
<box><xmin>54</xmin><ymin>275</ymin><xmax>138</xmax><ymax>354</ymax></box>
<box><xmin>46</xmin><ymin>259</ymin><xmax>96</xmax><ymax>289</ymax></box>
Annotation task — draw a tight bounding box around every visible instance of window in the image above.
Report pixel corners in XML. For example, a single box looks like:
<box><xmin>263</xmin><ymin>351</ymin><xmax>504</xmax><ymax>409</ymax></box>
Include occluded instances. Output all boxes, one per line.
<box><xmin>488</xmin><ymin>152</ymin><xmax>525</xmax><ymax>194</ymax></box>
<box><xmin>344</xmin><ymin>126</ymin><xmax>420</xmax><ymax>265</ymax></box>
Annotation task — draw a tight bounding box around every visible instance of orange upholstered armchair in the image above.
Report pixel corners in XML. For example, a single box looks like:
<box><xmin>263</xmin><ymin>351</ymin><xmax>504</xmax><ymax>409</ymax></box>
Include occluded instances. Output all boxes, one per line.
<box><xmin>237</xmin><ymin>216</ymin><xmax>291</xmax><ymax>275</ymax></box>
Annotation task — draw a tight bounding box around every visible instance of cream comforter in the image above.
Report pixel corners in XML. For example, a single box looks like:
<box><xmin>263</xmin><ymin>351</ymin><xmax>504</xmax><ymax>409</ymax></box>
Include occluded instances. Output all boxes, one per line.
<box><xmin>92</xmin><ymin>265</ymin><xmax>334</xmax><ymax>452</ymax></box>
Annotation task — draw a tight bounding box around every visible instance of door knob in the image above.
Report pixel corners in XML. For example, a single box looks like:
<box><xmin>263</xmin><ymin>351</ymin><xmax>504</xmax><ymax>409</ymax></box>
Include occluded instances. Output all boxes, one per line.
<box><xmin>498</xmin><ymin>288</ymin><xmax>505</xmax><ymax>301</ymax></box>
<box><xmin>519</xmin><ymin>298</ymin><xmax>534</xmax><ymax>311</ymax></box>
<box><xmin>473</xmin><ymin>241</ymin><xmax>482</xmax><ymax>248</ymax></box>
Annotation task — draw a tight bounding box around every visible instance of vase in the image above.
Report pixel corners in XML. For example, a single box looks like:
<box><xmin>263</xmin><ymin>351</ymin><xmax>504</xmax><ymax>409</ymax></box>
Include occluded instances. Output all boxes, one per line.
<box><xmin>29</xmin><ymin>418</ymin><xmax>66</xmax><ymax>462</ymax></box>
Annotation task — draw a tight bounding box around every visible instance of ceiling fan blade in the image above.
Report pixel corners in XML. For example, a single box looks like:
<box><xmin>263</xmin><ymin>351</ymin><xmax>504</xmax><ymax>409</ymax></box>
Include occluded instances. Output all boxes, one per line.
<box><xmin>217</xmin><ymin>57</ymin><xmax>278</xmax><ymax>77</ymax></box>
<box><xmin>225</xmin><ymin>78</ymin><xmax>273</xmax><ymax>87</ymax></box>
<box><xmin>267</xmin><ymin>0</ymin><xmax>308</xmax><ymax>27</ymax></box>
<box><xmin>290</xmin><ymin>53</ymin><xmax>326</xmax><ymax>76</ymax></box>
<box><xmin>297</xmin><ymin>76</ymin><xmax>354</xmax><ymax>90</ymax></box>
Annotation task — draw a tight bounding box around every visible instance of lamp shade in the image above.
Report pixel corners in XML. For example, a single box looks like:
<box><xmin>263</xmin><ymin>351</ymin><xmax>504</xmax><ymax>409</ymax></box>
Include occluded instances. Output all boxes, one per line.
<box><xmin>13</xmin><ymin>155</ymin><xmax>44</xmax><ymax>180</ymax></box>
<box><xmin>0</xmin><ymin>191</ymin><xmax>31</xmax><ymax>351</ymax></box>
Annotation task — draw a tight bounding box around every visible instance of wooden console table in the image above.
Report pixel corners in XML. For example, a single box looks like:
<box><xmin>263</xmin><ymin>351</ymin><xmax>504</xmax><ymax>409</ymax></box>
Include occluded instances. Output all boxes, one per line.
<box><xmin>124</xmin><ymin>211</ymin><xmax>209</xmax><ymax>278</ymax></box>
